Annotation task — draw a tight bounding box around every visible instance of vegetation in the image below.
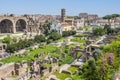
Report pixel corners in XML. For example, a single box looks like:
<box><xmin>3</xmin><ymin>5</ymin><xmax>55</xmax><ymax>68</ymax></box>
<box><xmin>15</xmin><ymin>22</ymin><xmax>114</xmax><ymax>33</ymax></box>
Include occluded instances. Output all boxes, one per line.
<box><xmin>58</xmin><ymin>55</ymin><xmax>74</xmax><ymax>65</ymax></box>
<box><xmin>6</xmin><ymin>39</ymin><xmax>34</xmax><ymax>53</ymax></box>
<box><xmin>57</xmin><ymin>37</ymin><xmax>67</xmax><ymax>42</ymax></box>
<box><xmin>62</xmin><ymin>30</ymin><xmax>76</xmax><ymax>37</ymax></box>
<box><xmin>48</xmin><ymin>30</ymin><xmax>62</xmax><ymax>41</ymax></box>
<box><xmin>77</xmin><ymin>34</ymin><xmax>120</xmax><ymax>80</ymax></box>
<box><xmin>50</xmin><ymin>46</ymin><xmax>75</xmax><ymax>66</ymax></box>
<box><xmin>103</xmin><ymin>14</ymin><xmax>120</xmax><ymax>26</ymax></box>
<box><xmin>68</xmin><ymin>66</ymin><xmax>78</xmax><ymax>74</ymax></box>
<box><xmin>34</xmin><ymin>35</ymin><xmax>46</xmax><ymax>43</ymax></box>
<box><xmin>104</xmin><ymin>24</ymin><xmax>117</xmax><ymax>35</ymax></box>
<box><xmin>71</xmin><ymin>37</ymin><xmax>86</xmax><ymax>43</ymax></box>
<box><xmin>84</xmin><ymin>26</ymin><xmax>90</xmax><ymax>31</ymax></box>
<box><xmin>93</xmin><ymin>27</ymin><xmax>106</xmax><ymax>36</ymax></box>
<box><xmin>39</xmin><ymin>20</ymin><xmax>51</xmax><ymax>36</ymax></box>
<box><xmin>53</xmin><ymin>66</ymin><xmax>83</xmax><ymax>80</ymax></box>
<box><xmin>1</xmin><ymin>45</ymin><xmax>57</xmax><ymax>63</ymax></box>
<box><xmin>53</xmin><ymin>70</ymin><xmax>71</xmax><ymax>80</ymax></box>
<box><xmin>2</xmin><ymin>35</ymin><xmax>13</xmax><ymax>44</ymax></box>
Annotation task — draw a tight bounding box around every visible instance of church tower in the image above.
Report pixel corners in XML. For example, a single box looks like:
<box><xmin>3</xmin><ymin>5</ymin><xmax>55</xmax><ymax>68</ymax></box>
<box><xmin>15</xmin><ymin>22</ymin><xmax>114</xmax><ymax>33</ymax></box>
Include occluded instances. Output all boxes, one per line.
<box><xmin>61</xmin><ymin>8</ymin><xmax>66</xmax><ymax>22</ymax></box>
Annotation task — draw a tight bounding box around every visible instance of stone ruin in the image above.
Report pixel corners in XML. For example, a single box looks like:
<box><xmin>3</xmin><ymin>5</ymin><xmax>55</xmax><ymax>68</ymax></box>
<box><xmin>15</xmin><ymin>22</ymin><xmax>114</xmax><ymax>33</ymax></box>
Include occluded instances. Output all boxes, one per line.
<box><xmin>86</xmin><ymin>44</ymin><xmax>100</xmax><ymax>54</ymax></box>
<box><xmin>0</xmin><ymin>53</ymin><xmax>59</xmax><ymax>80</ymax></box>
<box><xmin>0</xmin><ymin>63</ymin><xmax>14</xmax><ymax>80</ymax></box>
<box><xmin>69</xmin><ymin>46</ymin><xmax>84</xmax><ymax>58</ymax></box>
<box><xmin>0</xmin><ymin>61</ymin><xmax>31</xmax><ymax>80</ymax></box>
<box><xmin>0</xmin><ymin>43</ymin><xmax>7</xmax><ymax>53</ymax></box>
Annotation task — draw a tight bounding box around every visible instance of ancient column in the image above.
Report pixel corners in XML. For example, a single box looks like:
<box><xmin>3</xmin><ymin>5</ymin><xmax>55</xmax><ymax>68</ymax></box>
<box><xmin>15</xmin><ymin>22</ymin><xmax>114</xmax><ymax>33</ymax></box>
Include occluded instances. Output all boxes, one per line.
<box><xmin>12</xmin><ymin>22</ymin><xmax>16</xmax><ymax>33</ymax></box>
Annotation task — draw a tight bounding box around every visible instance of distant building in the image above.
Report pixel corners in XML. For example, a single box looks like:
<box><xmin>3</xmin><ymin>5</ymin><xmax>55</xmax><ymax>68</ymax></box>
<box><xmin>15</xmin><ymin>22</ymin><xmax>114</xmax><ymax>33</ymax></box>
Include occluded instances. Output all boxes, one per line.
<box><xmin>79</xmin><ymin>13</ymin><xmax>88</xmax><ymax>19</ymax></box>
<box><xmin>74</xmin><ymin>18</ymin><xmax>87</xmax><ymax>29</ymax></box>
<box><xmin>89</xmin><ymin>18</ymin><xmax>115</xmax><ymax>28</ymax></box>
<box><xmin>114</xmin><ymin>17</ymin><xmax>120</xmax><ymax>27</ymax></box>
<box><xmin>50</xmin><ymin>8</ymin><xmax>76</xmax><ymax>34</ymax></box>
<box><xmin>50</xmin><ymin>21</ymin><xmax>75</xmax><ymax>35</ymax></box>
<box><xmin>65</xmin><ymin>18</ymin><xmax>74</xmax><ymax>26</ymax></box>
<box><xmin>88</xmin><ymin>14</ymin><xmax>98</xmax><ymax>20</ymax></box>
<box><xmin>50</xmin><ymin>21</ymin><xmax>63</xmax><ymax>34</ymax></box>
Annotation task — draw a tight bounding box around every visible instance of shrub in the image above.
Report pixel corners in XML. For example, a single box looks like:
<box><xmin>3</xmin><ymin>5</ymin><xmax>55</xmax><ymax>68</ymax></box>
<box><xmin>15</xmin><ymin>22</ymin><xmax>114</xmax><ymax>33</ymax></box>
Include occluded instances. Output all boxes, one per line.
<box><xmin>34</xmin><ymin>35</ymin><xmax>46</xmax><ymax>43</ymax></box>
<box><xmin>62</xmin><ymin>30</ymin><xmax>76</xmax><ymax>37</ymax></box>
<box><xmin>93</xmin><ymin>27</ymin><xmax>106</xmax><ymax>36</ymax></box>
<box><xmin>49</xmin><ymin>31</ymin><xmax>61</xmax><ymax>41</ymax></box>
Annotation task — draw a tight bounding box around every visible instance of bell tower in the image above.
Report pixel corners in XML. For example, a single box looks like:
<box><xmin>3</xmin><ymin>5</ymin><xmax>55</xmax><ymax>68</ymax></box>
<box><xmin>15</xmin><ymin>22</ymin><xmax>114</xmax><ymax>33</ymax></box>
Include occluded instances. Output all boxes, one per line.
<box><xmin>61</xmin><ymin>8</ymin><xmax>66</xmax><ymax>22</ymax></box>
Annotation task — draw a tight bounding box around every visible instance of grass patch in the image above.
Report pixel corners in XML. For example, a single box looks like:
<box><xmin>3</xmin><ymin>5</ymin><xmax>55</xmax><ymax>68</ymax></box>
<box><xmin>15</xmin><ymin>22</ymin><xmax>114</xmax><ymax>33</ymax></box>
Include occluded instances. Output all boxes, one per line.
<box><xmin>52</xmin><ymin>67</ymin><xmax>83</xmax><ymax>80</ymax></box>
<box><xmin>68</xmin><ymin>66</ymin><xmax>78</xmax><ymax>74</ymax></box>
<box><xmin>71</xmin><ymin>37</ymin><xmax>86</xmax><ymax>43</ymax></box>
<box><xmin>72</xmin><ymin>74</ymin><xmax>84</xmax><ymax>80</ymax></box>
<box><xmin>53</xmin><ymin>70</ymin><xmax>71</xmax><ymax>80</ymax></box>
<box><xmin>11</xmin><ymin>75</ymin><xmax>18</xmax><ymax>78</ymax></box>
<box><xmin>42</xmin><ymin>63</ymin><xmax>52</xmax><ymax>68</ymax></box>
<box><xmin>80</xmin><ymin>44</ymin><xmax>85</xmax><ymax>49</ymax></box>
<box><xmin>57</xmin><ymin>37</ymin><xmax>67</xmax><ymax>42</ymax></box>
<box><xmin>0</xmin><ymin>45</ymin><xmax>57</xmax><ymax>63</ymax></box>
<box><xmin>0</xmin><ymin>39</ymin><xmax>2</xmax><ymax>43</ymax></box>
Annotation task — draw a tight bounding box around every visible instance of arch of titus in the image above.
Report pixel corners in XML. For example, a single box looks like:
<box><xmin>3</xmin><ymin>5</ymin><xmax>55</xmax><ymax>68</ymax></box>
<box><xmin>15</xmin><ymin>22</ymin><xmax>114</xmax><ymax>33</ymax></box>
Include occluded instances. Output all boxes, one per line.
<box><xmin>0</xmin><ymin>16</ymin><xmax>28</xmax><ymax>33</ymax></box>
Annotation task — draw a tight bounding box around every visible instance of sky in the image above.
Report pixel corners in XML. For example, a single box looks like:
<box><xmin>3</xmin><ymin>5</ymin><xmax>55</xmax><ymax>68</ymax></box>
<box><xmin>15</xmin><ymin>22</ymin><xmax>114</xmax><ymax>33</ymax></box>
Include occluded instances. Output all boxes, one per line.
<box><xmin>0</xmin><ymin>0</ymin><xmax>120</xmax><ymax>17</ymax></box>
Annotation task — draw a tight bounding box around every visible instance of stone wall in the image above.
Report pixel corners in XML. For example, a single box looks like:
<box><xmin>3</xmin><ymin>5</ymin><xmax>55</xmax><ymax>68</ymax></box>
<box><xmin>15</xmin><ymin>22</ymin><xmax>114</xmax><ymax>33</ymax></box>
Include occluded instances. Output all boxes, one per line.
<box><xmin>0</xmin><ymin>63</ymin><xmax>14</xmax><ymax>80</ymax></box>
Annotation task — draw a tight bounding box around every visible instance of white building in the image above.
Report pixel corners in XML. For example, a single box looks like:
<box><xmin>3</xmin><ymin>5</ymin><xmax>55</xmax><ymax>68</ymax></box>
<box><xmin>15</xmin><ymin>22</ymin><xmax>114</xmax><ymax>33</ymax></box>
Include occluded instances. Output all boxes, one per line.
<box><xmin>74</xmin><ymin>18</ymin><xmax>86</xmax><ymax>29</ymax></box>
<box><xmin>89</xmin><ymin>18</ymin><xmax>116</xmax><ymax>28</ymax></box>
<box><xmin>50</xmin><ymin>21</ymin><xmax>63</xmax><ymax>34</ymax></box>
<box><xmin>50</xmin><ymin>21</ymin><xmax>76</xmax><ymax>34</ymax></box>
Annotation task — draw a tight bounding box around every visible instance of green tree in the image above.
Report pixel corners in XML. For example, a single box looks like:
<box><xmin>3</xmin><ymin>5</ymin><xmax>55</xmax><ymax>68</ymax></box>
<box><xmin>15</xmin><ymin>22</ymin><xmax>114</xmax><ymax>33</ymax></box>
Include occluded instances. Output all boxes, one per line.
<box><xmin>93</xmin><ymin>27</ymin><xmax>106</xmax><ymax>36</ymax></box>
<box><xmin>49</xmin><ymin>31</ymin><xmax>61</xmax><ymax>41</ymax></box>
<box><xmin>103</xmin><ymin>14</ymin><xmax>120</xmax><ymax>26</ymax></box>
<box><xmin>62</xmin><ymin>31</ymin><xmax>69</xmax><ymax>37</ymax></box>
<box><xmin>82</xmin><ymin>57</ymin><xmax>99</xmax><ymax>80</ymax></box>
<box><xmin>92</xmin><ymin>49</ymin><xmax>102</xmax><ymax>60</ymax></box>
<box><xmin>103</xmin><ymin>15</ymin><xmax>112</xmax><ymax>26</ymax></box>
<box><xmin>111</xmin><ymin>14</ymin><xmax>120</xmax><ymax>19</ymax></box>
<box><xmin>39</xmin><ymin>20</ymin><xmax>51</xmax><ymax>36</ymax></box>
<box><xmin>104</xmin><ymin>24</ymin><xmax>114</xmax><ymax>34</ymax></box>
<box><xmin>34</xmin><ymin>35</ymin><xmax>46</xmax><ymax>43</ymax></box>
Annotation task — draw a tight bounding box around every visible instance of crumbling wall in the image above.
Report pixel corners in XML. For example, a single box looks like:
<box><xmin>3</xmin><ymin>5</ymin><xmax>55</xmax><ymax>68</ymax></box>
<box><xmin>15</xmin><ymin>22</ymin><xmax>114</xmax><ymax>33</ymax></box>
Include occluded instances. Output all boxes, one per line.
<box><xmin>0</xmin><ymin>63</ymin><xmax>14</xmax><ymax>80</ymax></box>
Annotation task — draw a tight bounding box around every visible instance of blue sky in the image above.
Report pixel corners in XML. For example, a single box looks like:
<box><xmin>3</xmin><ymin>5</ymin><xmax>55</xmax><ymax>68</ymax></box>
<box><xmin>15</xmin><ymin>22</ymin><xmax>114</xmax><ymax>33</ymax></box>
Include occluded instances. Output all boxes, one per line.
<box><xmin>0</xmin><ymin>0</ymin><xmax>120</xmax><ymax>17</ymax></box>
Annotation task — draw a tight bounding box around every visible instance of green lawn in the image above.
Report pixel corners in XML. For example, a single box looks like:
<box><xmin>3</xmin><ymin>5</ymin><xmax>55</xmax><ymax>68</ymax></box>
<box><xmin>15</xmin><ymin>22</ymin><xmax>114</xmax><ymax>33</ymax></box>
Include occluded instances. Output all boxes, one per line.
<box><xmin>0</xmin><ymin>45</ymin><xmax>57</xmax><ymax>63</ymax></box>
